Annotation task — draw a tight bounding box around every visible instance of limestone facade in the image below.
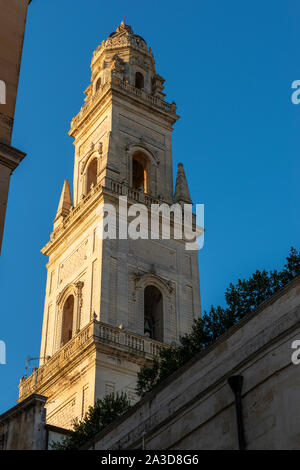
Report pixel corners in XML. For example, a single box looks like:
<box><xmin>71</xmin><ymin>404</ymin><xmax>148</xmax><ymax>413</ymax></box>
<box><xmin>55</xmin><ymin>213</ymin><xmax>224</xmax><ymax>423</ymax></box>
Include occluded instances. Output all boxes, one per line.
<box><xmin>5</xmin><ymin>277</ymin><xmax>300</xmax><ymax>449</ymax></box>
<box><xmin>0</xmin><ymin>394</ymin><xmax>70</xmax><ymax>450</ymax></box>
<box><xmin>18</xmin><ymin>23</ymin><xmax>201</xmax><ymax>429</ymax></box>
<box><xmin>0</xmin><ymin>394</ymin><xmax>47</xmax><ymax>450</ymax></box>
<box><xmin>0</xmin><ymin>0</ymin><xmax>30</xmax><ymax>252</ymax></box>
<box><xmin>82</xmin><ymin>276</ymin><xmax>300</xmax><ymax>450</ymax></box>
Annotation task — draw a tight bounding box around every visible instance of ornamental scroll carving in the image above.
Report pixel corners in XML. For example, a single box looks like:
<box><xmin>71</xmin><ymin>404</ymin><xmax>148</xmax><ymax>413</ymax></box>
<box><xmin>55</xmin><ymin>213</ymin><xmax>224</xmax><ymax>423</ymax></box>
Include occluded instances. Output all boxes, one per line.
<box><xmin>111</xmin><ymin>54</ymin><xmax>124</xmax><ymax>80</ymax></box>
<box><xmin>58</xmin><ymin>240</ymin><xmax>88</xmax><ymax>285</ymax></box>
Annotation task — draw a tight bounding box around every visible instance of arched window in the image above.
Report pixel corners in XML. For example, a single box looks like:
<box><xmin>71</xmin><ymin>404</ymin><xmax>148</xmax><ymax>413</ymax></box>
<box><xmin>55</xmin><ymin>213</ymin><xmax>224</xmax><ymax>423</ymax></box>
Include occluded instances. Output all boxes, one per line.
<box><xmin>95</xmin><ymin>77</ymin><xmax>101</xmax><ymax>92</ymax></box>
<box><xmin>135</xmin><ymin>72</ymin><xmax>144</xmax><ymax>90</ymax></box>
<box><xmin>132</xmin><ymin>151</ymin><xmax>148</xmax><ymax>193</ymax></box>
<box><xmin>62</xmin><ymin>295</ymin><xmax>74</xmax><ymax>345</ymax></box>
<box><xmin>144</xmin><ymin>285</ymin><xmax>163</xmax><ymax>342</ymax></box>
<box><xmin>86</xmin><ymin>158</ymin><xmax>97</xmax><ymax>192</ymax></box>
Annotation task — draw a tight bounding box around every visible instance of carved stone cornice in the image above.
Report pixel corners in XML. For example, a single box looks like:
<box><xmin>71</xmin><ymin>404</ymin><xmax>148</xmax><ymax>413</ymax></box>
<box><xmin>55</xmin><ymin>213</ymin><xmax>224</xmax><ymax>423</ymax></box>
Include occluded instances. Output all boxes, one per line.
<box><xmin>42</xmin><ymin>176</ymin><xmax>178</xmax><ymax>257</ymax></box>
<box><xmin>0</xmin><ymin>141</ymin><xmax>26</xmax><ymax>172</ymax></box>
<box><xmin>69</xmin><ymin>77</ymin><xmax>178</xmax><ymax>137</ymax></box>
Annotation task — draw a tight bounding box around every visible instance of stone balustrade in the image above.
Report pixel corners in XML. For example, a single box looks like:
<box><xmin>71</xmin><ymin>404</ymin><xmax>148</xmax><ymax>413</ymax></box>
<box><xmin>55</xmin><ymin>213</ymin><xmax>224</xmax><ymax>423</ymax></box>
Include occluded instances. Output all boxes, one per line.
<box><xmin>45</xmin><ymin>175</ymin><xmax>196</xmax><ymax>250</ymax></box>
<box><xmin>18</xmin><ymin>320</ymin><xmax>165</xmax><ymax>401</ymax></box>
<box><xmin>70</xmin><ymin>76</ymin><xmax>177</xmax><ymax>132</ymax></box>
<box><xmin>46</xmin><ymin>177</ymin><xmax>174</xmax><ymax>246</ymax></box>
<box><xmin>45</xmin><ymin>175</ymin><xmax>196</xmax><ymax>252</ymax></box>
<box><xmin>112</xmin><ymin>78</ymin><xmax>177</xmax><ymax>115</ymax></box>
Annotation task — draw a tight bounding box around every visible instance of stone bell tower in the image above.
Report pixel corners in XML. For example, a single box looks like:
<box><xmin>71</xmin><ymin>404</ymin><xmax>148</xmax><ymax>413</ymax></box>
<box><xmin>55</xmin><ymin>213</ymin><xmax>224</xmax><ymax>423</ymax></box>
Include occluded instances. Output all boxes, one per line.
<box><xmin>18</xmin><ymin>23</ymin><xmax>201</xmax><ymax>429</ymax></box>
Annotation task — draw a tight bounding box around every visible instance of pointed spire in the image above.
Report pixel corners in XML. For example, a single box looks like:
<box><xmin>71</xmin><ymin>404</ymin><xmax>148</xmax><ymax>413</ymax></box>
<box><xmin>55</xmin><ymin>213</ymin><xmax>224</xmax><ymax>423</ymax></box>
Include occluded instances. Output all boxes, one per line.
<box><xmin>56</xmin><ymin>179</ymin><xmax>72</xmax><ymax>219</ymax></box>
<box><xmin>174</xmin><ymin>163</ymin><xmax>192</xmax><ymax>204</ymax></box>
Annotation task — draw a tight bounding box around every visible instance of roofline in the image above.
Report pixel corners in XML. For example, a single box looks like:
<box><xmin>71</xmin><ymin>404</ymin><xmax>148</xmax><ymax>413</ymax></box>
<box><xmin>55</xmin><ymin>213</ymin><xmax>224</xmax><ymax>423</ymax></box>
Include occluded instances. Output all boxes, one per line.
<box><xmin>0</xmin><ymin>394</ymin><xmax>47</xmax><ymax>423</ymax></box>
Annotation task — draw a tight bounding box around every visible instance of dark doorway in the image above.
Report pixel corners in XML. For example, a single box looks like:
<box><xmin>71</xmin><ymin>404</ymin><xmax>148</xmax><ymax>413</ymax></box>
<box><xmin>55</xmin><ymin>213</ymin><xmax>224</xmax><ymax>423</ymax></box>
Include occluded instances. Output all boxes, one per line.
<box><xmin>86</xmin><ymin>158</ymin><xmax>97</xmax><ymax>191</ymax></box>
<box><xmin>132</xmin><ymin>157</ymin><xmax>145</xmax><ymax>191</ymax></box>
<box><xmin>144</xmin><ymin>285</ymin><xmax>163</xmax><ymax>342</ymax></box>
<box><xmin>135</xmin><ymin>72</ymin><xmax>144</xmax><ymax>89</ymax></box>
<box><xmin>62</xmin><ymin>295</ymin><xmax>74</xmax><ymax>345</ymax></box>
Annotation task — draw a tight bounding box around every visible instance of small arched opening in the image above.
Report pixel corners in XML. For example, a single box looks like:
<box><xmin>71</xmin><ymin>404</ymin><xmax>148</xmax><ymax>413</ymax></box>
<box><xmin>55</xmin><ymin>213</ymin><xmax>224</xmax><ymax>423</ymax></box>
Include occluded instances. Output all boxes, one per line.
<box><xmin>135</xmin><ymin>72</ymin><xmax>144</xmax><ymax>90</ymax></box>
<box><xmin>144</xmin><ymin>285</ymin><xmax>163</xmax><ymax>342</ymax></box>
<box><xmin>62</xmin><ymin>295</ymin><xmax>74</xmax><ymax>345</ymax></box>
<box><xmin>86</xmin><ymin>158</ymin><xmax>98</xmax><ymax>192</ymax></box>
<box><xmin>132</xmin><ymin>151</ymin><xmax>148</xmax><ymax>193</ymax></box>
<box><xmin>95</xmin><ymin>77</ymin><xmax>101</xmax><ymax>92</ymax></box>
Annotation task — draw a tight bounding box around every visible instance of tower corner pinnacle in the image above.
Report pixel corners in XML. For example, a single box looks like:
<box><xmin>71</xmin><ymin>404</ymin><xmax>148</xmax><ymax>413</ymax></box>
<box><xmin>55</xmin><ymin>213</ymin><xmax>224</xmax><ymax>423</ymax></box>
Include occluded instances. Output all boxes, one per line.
<box><xmin>54</xmin><ymin>179</ymin><xmax>72</xmax><ymax>227</ymax></box>
<box><xmin>174</xmin><ymin>163</ymin><xmax>192</xmax><ymax>204</ymax></box>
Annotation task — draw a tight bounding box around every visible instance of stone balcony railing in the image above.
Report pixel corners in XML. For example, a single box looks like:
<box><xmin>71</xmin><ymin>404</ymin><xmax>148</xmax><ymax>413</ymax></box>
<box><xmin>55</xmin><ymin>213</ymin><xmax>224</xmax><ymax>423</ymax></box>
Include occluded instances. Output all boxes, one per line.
<box><xmin>70</xmin><ymin>76</ymin><xmax>177</xmax><ymax>133</ymax></box>
<box><xmin>111</xmin><ymin>78</ymin><xmax>177</xmax><ymax>115</ymax></box>
<box><xmin>44</xmin><ymin>178</ymin><xmax>175</xmax><ymax>249</ymax></box>
<box><xmin>107</xmin><ymin>178</ymin><xmax>172</xmax><ymax>207</ymax></box>
<box><xmin>18</xmin><ymin>320</ymin><xmax>165</xmax><ymax>402</ymax></box>
<box><xmin>43</xmin><ymin>177</ymin><xmax>196</xmax><ymax>254</ymax></box>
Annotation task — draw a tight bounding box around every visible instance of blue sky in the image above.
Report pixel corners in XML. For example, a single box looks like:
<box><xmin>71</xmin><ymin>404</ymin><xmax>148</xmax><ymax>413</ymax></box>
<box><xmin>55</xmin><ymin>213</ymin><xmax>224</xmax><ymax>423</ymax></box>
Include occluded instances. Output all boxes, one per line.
<box><xmin>0</xmin><ymin>0</ymin><xmax>299</xmax><ymax>413</ymax></box>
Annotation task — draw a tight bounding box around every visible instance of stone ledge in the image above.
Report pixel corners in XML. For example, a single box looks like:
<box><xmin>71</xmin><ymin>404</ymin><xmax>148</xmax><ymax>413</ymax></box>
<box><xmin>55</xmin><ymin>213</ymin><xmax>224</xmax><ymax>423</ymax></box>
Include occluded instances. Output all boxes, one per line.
<box><xmin>69</xmin><ymin>77</ymin><xmax>178</xmax><ymax>137</ymax></box>
<box><xmin>18</xmin><ymin>320</ymin><xmax>165</xmax><ymax>402</ymax></box>
<box><xmin>0</xmin><ymin>141</ymin><xmax>26</xmax><ymax>172</ymax></box>
<box><xmin>0</xmin><ymin>394</ymin><xmax>47</xmax><ymax>423</ymax></box>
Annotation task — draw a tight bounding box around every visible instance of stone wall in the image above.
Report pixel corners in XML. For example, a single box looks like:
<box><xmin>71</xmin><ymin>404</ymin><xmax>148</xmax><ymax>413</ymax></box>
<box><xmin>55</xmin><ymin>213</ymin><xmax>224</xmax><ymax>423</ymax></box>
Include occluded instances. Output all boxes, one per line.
<box><xmin>0</xmin><ymin>0</ymin><xmax>30</xmax><ymax>144</ymax></box>
<box><xmin>0</xmin><ymin>394</ymin><xmax>47</xmax><ymax>450</ymax></box>
<box><xmin>0</xmin><ymin>394</ymin><xmax>70</xmax><ymax>450</ymax></box>
<box><xmin>0</xmin><ymin>0</ymin><xmax>30</xmax><ymax>252</ymax></box>
<box><xmin>83</xmin><ymin>276</ymin><xmax>300</xmax><ymax>450</ymax></box>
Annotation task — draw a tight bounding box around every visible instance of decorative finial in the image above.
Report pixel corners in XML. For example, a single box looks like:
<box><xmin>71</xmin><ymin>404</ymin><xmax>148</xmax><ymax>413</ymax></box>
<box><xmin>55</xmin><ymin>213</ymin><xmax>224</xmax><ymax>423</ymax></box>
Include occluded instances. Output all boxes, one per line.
<box><xmin>55</xmin><ymin>180</ymin><xmax>72</xmax><ymax>219</ymax></box>
<box><xmin>174</xmin><ymin>162</ymin><xmax>192</xmax><ymax>204</ymax></box>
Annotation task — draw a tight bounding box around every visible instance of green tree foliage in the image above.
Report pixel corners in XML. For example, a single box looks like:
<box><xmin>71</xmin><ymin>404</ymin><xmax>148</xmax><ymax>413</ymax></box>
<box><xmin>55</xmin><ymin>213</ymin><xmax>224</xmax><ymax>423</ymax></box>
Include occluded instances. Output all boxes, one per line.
<box><xmin>136</xmin><ymin>248</ymin><xmax>300</xmax><ymax>397</ymax></box>
<box><xmin>51</xmin><ymin>392</ymin><xmax>131</xmax><ymax>450</ymax></box>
